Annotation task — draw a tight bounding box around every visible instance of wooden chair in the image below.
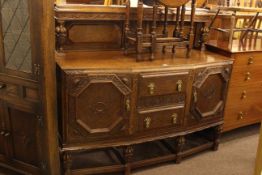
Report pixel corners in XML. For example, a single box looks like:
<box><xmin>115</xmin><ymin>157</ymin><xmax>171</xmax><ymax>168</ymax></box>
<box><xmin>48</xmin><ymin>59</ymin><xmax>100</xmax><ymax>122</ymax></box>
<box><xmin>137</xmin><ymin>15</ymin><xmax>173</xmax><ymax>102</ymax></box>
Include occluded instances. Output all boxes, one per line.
<box><xmin>124</xmin><ymin>0</ymin><xmax>196</xmax><ymax>61</ymax></box>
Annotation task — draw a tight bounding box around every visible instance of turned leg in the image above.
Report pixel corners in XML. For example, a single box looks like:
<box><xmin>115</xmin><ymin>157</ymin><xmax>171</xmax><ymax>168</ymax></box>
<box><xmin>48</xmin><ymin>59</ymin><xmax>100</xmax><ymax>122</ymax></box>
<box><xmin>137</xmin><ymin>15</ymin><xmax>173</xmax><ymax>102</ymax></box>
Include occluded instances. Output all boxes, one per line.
<box><xmin>175</xmin><ymin>136</ymin><xmax>185</xmax><ymax>164</ymax></box>
<box><xmin>213</xmin><ymin>125</ymin><xmax>223</xmax><ymax>151</ymax></box>
<box><xmin>124</xmin><ymin>145</ymin><xmax>134</xmax><ymax>175</ymax></box>
<box><xmin>63</xmin><ymin>152</ymin><xmax>72</xmax><ymax>175</ymax></box>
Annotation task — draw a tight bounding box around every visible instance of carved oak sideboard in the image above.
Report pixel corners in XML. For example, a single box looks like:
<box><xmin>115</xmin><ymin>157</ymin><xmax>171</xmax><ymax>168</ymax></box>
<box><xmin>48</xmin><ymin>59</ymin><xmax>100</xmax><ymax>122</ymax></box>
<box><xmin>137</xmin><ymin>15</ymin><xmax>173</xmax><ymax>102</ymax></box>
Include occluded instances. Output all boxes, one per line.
<box><xmin>56</xmin><ymin>50</ymin><xmax>233</xmax><ymax>175</ymax></box>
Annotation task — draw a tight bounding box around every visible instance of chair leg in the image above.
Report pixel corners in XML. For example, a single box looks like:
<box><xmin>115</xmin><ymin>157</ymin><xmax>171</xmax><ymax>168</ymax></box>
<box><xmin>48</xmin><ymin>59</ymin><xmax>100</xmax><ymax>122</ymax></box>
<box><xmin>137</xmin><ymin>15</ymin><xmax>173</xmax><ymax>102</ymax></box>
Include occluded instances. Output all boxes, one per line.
<box><xmin>124</xmin><ymin>145</ymin><xmax>134</xmax><ymax>175</ymax></box>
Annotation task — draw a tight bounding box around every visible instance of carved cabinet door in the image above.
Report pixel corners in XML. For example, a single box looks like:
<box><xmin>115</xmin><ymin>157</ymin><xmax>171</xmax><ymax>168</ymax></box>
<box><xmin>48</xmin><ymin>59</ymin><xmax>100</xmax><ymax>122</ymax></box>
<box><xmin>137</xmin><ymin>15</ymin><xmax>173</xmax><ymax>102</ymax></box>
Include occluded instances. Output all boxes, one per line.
<box><xmin>190</xmin><ymin>66</ymin><xmax>231</xmax><ymax>122</ymax></box>
<box><xmin>64</xmin><ymin>73</ymin><xmax>132</xmax><ymax>144</ymax></box>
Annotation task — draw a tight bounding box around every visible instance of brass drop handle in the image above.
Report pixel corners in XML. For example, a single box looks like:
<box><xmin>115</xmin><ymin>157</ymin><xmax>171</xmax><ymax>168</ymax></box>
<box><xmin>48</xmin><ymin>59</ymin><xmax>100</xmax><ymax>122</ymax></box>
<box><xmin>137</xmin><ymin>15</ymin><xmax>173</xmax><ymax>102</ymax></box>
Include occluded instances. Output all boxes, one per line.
<box><xmin>0</xmin><ymin>131</ymin><xmax>5</xmax><ymax>135</ymax></box>
<box><xmin>193</xmin><ymin>90</ymin><xmax>198</xmax><ymax>103</ymax></box>
<box><xmin>4</xmin><ymin>132</ymin><xmax>10</xmax><ymax>137</ymax></box>
<box><xmin>248</xmin><ymin>57</ymin><xmax>254</xmax><ymax>65</ymax></box>
<box><xmin>148</xmin><ymin>83</ymin><xmax>155</xmax><ymax>95</ymax></box>
<box><xmin>238</xmin><ymin>112</ymin><xmax>244</xmax><ymax>120</ymax></box>
<box><xmin>245</xmin><ymin>72</ymin><xmax>251</xmax><ymax>81</ymax></box>
<box><xmin>172</xmin><ymin>113</ymin><xmax>178</xmax><ymax>124</ymax></box>
<box><xmin>126</xmin><ymin>99</ymin><xmax>130</xmax><ymax>112</ymax></box>
<box><xmin>144</xmin><ymin>117</ymin><xmax>151</xmax><ymax>129</ymax></box>
<box><xmin>0</xmin><ymin>83</ymin><xmax>6</xmax><ymax>89</ymax></box>
<box><xmin>241</xmin><ymin>91</ymin><xmax>247</xmax><ymax>99</ymax></box>
<box><xmin>176</xmin><ymin>80</ymin><xmax>183</xmax><ymax>92</ymax></box>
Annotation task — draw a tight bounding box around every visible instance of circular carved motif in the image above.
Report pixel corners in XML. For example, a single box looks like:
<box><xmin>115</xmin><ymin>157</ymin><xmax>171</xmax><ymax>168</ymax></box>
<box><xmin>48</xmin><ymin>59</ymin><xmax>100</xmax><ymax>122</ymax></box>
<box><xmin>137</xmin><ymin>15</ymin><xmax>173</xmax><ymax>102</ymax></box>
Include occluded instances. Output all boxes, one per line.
<box><xmin>93</xmin><ymin>102</ymin><xmax>107</xmax><ymax>114</ymax></box>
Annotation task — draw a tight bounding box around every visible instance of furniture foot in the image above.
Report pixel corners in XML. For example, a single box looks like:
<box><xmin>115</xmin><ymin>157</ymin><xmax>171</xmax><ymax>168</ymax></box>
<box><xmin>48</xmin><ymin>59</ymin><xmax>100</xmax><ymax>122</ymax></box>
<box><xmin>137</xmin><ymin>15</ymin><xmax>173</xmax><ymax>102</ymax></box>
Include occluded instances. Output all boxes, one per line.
<box><xmin>175</xmin><ymin>136</ymin><xmax>185</xmax><ymax>164</ymax></box>
<box><xmin>124</xmin><ymin>145</ymin><xmax>134</xmax><ymax>175</ymax></box>
<box><xmin>213</xmin><ymin>125</ymin><xmax>223</xmax><ymax>151</ymax></box>
<box><xmin>63</xmin><ymin>152</ymin><xmax>72</xmax><ymax>175</ymax></box>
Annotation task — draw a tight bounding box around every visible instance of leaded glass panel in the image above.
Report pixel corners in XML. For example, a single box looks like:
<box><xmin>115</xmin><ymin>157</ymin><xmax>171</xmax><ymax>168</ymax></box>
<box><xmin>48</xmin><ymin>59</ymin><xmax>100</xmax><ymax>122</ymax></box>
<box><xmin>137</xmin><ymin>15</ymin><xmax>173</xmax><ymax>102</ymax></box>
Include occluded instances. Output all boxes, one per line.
<box><xmin>0</xmin><ymin>0</ymin><xmax>32</xmax><ymax>73</ymax></box>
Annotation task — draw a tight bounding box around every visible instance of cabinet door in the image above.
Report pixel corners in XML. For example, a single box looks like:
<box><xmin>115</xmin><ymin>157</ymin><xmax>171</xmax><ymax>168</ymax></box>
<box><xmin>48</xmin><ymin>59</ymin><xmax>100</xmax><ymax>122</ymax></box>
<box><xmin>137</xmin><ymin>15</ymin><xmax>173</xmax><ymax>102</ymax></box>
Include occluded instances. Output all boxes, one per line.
<box><xmin>190</xmin><ymin>66</ymin><xmax>231</xmax><ymax>122</ymax></box>
<box><xmin>4</xmin><ymin>104</ymin><xmax>41</xmax><ymax>174</ymax></box>
<box><xmin>0</xmin><ymin>0</ymin><xmax>60</xmax><ymax>174</ymax></box>
<box><xmin>64</xmin><ymin>73</ymin><xmax>131</xmax><ymax>144</ymax></box>
<box><xmin>0</xmin><ymin>100</ymin><xmax>7</xmax><ymax>157</ymax></box>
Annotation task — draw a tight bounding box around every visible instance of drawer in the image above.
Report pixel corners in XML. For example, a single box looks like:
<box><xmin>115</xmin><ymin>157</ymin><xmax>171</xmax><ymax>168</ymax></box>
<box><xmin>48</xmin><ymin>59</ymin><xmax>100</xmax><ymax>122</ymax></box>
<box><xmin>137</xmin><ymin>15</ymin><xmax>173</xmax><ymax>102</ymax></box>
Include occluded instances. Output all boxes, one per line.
<box><xmin>230</xmin><ymin>66</ymin><xmax>262</xmax><ymax>86</ymax></box>
<box><xmin>138</xmin><ymin>105</ymin><xmax>184</xmax><ymax>131</ymax></box>
<box><xmin>224</xmin><ymin>104</ymin><xmax>262</xmax><ymax>131</ymax></box>
<box><xmin>234</xmin><ymin>52</ymin><xmax>262</xmax><ymax>67</ymax></box>
<box><xmin>226</xmin><ymin>83</ymin><xmax>262</xmax><ymax>107</ymax></box>
<box><xmin>138</xmin><ymin>71</ymin><xmax>189</xmax><ymax>97</ymax></box>
<box><xmin>0</xmin><ymin>81</ymin><xmax>19</xmax><ymax>98</ymax></box>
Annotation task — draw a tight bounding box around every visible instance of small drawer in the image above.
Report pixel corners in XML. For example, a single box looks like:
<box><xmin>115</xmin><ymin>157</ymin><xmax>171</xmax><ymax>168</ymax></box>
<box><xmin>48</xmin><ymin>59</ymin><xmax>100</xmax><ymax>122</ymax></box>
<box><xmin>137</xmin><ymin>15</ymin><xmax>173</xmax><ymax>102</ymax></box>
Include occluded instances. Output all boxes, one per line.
<box><xmin>138</xmin><ymin>71</ymin><xmax>189</xmax><ymax>97</ymax></box>
<box><xmin>230</xmin><ymin>66</ymin><xmax>262</xmax><ymax>86</ymax></box>
<box><xmin>226</xmin><ymin>83</ymin><xmax>262</xmax><ymax>108</ymax></box>
<box><xmin>234</xmin><ymin>52</ymin><xmax>262</xmax><ymax>67</ymax></box>
<box><xmin>138</xmin><ymin>105</ymin><xmax>184</xmax><ymax>131</ymax></box>
<box><xmin>224</xmin><ymin>104</ymin><xmax>262</xmax><ymax>131</ymax></box>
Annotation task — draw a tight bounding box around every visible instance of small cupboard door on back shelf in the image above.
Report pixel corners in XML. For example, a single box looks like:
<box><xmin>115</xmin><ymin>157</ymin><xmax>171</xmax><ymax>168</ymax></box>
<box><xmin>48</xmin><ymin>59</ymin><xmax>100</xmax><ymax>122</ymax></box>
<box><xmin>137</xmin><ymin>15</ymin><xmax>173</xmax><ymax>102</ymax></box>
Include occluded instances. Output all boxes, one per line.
<box><xmin>189</xmin><ymin>66</ymin><xmax>231</xmax><ymax>125</ymax></box>
<box><xmin>62</xmin><ymin>71</ymin><xmax>132</xmax><ymax>145</ymax></box>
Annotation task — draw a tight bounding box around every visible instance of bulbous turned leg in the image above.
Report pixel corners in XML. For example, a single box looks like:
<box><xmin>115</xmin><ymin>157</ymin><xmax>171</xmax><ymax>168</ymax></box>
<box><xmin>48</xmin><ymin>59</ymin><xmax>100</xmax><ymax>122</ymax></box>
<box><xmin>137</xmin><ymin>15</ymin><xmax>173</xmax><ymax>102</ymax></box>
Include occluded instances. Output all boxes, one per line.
<box><xmin>213</xmin><ymin>125</ymin><xmax>223</xmax><ymax>151</ymax></box>
<box><xmin>124</xmin><ymin>145</ymin><xmax>134</xmax><ymax>175</ymax></box>
<box><xmin>175</xmin><ymin>136</ymin><xmax>186</xmax><ymax>164</ymax></box>
<box><xmin>63</xmin><ymin>152</ymin><xmax>72</xmax><ymax>175</ymax></box>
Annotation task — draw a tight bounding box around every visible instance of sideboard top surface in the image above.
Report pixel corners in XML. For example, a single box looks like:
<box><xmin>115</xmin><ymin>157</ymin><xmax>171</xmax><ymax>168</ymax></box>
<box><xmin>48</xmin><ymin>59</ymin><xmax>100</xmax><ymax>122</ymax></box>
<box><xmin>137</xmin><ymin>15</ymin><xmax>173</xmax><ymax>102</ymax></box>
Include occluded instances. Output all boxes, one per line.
<box><xmin>56</xmin><ymin>50</ymin><xmax>233</xmax><ymax>71</ymax></box>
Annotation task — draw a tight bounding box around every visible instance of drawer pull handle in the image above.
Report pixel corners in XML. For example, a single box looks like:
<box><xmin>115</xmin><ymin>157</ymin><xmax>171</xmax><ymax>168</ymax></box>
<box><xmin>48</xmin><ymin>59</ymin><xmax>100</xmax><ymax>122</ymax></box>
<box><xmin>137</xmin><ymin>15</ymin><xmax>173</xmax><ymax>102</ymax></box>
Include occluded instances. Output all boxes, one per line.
<box><xmin>148</xmin><ymin>83</ymin><xmax>155</xmax><ymax>95</ymax></box>
<box><xmin>0</xmin><ymin>83</ymin><xmax>6</xmax><ymax>89</ymax></box>
<box><xmin>144</xmin><ymin>117</ymin><xmax>151</xmax><ymax>129</ymax></box>
<box><xmin>172</xmin><ymin>113</ymin><xmax>178</xmax><ymax>124</ymax></box>
<box><xmin>238</xmin><ymin>112</ymin><xmax>244</xmax><ymax>120</ymax></box>
<box><xmin>193</xmin><ymin>90</ymin><xmax>198</xmax><ymax>103</ymax></box>
<box><xmin>248</xmin><ymin>57</ymin><xmax>254</xmax><ymax>65</ymax></box>
<box><xmin>241</xmin><ymin>91</ymin><xmax>247</xmax><ymax>99</ymax></box>
<box><xmin>126</xmin><ymin>99</ymin><xmax>130</xmax><ymax>112</ymax></box>
<box><xmin>4</xmin><ymin>132</ymin><xmax>10</xmax><ymax>137</ymax></box>
<box><xmin>0</xmin><ymin>131</ymin><xmax>5</xmax><ymax>135</ymax></box>
<box><xmin>176</xmin><ymin>80</ymin><xmax>183</xmax><ymax>92</ymax></box>
<box><xmin>245</xmin><ymin>72</ymin><xmax>251</xmax><ymax>81</ymax></box>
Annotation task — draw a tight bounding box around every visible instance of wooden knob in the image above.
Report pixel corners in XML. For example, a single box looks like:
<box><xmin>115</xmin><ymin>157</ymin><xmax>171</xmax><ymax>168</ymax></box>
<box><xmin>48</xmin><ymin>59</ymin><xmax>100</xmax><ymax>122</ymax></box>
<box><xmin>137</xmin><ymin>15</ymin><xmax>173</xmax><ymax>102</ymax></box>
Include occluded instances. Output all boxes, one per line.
<box><xmin>248</xmin><ymin>57</ymin><xmax>254</xmax><ymax>65</ymax></box>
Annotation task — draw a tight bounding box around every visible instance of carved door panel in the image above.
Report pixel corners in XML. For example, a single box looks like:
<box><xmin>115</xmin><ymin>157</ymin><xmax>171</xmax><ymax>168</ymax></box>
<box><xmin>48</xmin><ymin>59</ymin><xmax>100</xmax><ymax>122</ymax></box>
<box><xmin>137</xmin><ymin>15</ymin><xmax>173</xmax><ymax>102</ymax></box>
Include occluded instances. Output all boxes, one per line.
<box><xmin>65</xmin><ymin>73</ymin><xmax>131</xmax><ymax>144</ymax></box>
<box><xmin>4</xmin><ymin>104</ymin><xmax>41</xmax><ymax>174</ymax></box>
<box><xmin>190</xmin><ymin>66</ymin><xmax>231</xmax><ymax>122</ymax></box>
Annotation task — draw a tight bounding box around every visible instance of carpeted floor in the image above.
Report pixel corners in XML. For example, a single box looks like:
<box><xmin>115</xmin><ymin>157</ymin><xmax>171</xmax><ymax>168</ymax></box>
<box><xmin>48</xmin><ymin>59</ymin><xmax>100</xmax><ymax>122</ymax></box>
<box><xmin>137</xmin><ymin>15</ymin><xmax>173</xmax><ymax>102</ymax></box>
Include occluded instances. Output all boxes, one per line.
<box><xmin>0</xmin><ymin>124</ymin><xmax>260</xmax><ymax>175</ymax></box>
<box><xmin>134</xmin><ymin>124</ymin><xmax>260</xmax><ymax>175</ymax></box>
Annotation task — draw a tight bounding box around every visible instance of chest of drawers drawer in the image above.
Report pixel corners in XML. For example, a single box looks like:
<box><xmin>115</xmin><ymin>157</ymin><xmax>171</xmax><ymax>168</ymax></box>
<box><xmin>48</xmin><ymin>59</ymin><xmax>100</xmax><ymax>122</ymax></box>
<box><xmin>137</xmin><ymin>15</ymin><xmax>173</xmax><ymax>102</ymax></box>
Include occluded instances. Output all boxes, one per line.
<box><xmin>234</xmin><ymin>52</ymin><xmax>262</xmax><ymax>67</ymax></box>
<box><xmin>230</xmin><ymin>66</ymin><xmax>262</xmax><ymax>86</ymax></box>
<box><xmin>226</xmin><ymin>83</ymin><xmax>262</xmax><ymax>108</ymax></box>
<box><xmin>138</xmin><ymin>71</ymin><xmax>189</xmax><ymax>97</ymax></box>
<box><xmin>224</xmin><ymin>104</ymin><xmax>262</xmax><ymax>131</ymax></box>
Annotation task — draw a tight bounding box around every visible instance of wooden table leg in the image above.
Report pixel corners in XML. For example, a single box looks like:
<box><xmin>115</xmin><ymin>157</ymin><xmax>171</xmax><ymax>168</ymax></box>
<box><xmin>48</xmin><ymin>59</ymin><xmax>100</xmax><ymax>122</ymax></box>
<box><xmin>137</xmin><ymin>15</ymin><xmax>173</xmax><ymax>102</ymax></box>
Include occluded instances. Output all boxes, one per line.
<box><xmin>63</xmin><ymin>152</ymin><xmax>72</xmax><ymax>175</ymax></box>
<box><xmin>213</xmin><ymin>125</ymin><xmax>223</xmax><ymax>151</ymax></box>
<box><xmin>175</xmin><ymin>136</ymin><xmax>185</xmax><ymax>164</ymax></box>
<box><xmin>124</xmin><ymin>145</ymin><xmax>134</xmax><ymax>175</ymax></box>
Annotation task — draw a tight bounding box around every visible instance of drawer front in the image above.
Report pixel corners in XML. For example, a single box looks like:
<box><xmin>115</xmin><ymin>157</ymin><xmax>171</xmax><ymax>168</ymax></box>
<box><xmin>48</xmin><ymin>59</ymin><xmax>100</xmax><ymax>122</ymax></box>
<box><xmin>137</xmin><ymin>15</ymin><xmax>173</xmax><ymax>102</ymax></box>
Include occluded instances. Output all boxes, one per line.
<box><xmin>138</xmin><ymin>105</ymin><xmax>184</xmax><ymax>131</ymax></box>
<box><xmin>230</xmin><ymin>66</ymin><xmax>262</xmax><ymax>86</ymax></box>
<box><xmin>138</xmin><ymin>71</ymin><xmax>189</xmax><ymax>97</ymax></box>
<box><xmin>234</xmin><ymin>52</ymin><xmax>262</xmax><ymax>67</ymax></box>
<box><xmin>224</xmin><ymin>104</ymin><xmax>262</xmax><ymax>131</ymax></box>
<box><xmin>226</xmin><ymin>83</ymin><xmax>262</xmax><ymax>108</ymax></box>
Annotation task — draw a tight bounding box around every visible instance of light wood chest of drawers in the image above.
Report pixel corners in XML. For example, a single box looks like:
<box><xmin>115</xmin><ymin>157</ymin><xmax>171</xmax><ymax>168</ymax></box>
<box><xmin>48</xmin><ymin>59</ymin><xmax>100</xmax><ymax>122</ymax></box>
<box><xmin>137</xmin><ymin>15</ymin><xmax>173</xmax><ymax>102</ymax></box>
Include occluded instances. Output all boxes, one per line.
<box><xmin>214</xmin><ymin>51</ymin><xmax>262</xmax><ymax>131</ymax></box>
